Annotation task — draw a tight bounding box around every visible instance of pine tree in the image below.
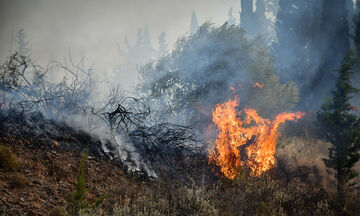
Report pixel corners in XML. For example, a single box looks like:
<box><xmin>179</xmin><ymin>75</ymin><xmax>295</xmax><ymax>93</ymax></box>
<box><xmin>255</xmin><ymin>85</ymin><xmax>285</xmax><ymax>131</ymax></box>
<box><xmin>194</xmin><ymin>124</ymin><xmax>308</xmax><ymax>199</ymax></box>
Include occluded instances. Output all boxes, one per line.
<box><xmin>227</xmin><ymin>7</ymin><xmax>236</xmax><ymax>25</ymax></box>
<box><xmin>354</xmin><ymin>0</ymin><xmax>360</xmax><ymax>54</ymax></box>
<box><xmin>240</xmin><ymin>0</ymin><xmax>255</xmax><ymax>35</ymax></box>
<box><xmin>240</xmin><ymin>0</ymin><xmax>267</xmax><ymax>37</ymax></box>
<box><xmin>254</xmin><ymin>0</ymin><xmax>267</xmax><ymax>32</ymax></box>
<box><xmin>313</xmin><ymin>0</ymin><xmax>350</xmax><ymax>99</ymax></box>
<box><xmin>69</xmin><ymin>152</ymin><xmax>88</xmax><ymax>216</ymax></box>
<box><xmin>157</xmin><ymin>32</ymin><xmax>168</xmax><ymax>57</ymax></box>
<box><xmin>190</xmin><ymin>11</ymin><xmax>199</xmax><ymax>33</ymax></box>
<box><xmin>273</xmin><ymin>0</ymin><xmax>322</xmax><ymax>83</ymax></box>
<box><xmin>317</xmin><ymin>50</ymin><xmax>360</xmax><ymax>210</ymax></box>
<box><xmin>15</xmin><ymin>29</ymin><xmax>31</xmax><ymax>56</ymax></box>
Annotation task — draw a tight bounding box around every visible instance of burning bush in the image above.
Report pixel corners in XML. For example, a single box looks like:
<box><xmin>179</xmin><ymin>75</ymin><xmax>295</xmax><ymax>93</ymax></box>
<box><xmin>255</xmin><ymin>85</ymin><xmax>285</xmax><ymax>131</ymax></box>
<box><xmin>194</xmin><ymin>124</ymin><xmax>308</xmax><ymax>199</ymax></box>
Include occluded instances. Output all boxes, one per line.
<box><xmin>210</xmin><ymin>96</ymin><xmax>304</xmax><ymax>178</ymax></box>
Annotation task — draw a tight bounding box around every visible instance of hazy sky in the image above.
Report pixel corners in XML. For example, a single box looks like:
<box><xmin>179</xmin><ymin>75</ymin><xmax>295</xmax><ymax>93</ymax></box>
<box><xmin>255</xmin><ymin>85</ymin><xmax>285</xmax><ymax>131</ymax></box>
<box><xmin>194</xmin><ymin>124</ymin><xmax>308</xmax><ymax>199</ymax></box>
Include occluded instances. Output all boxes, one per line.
<box><xmin>0</xmin><ymin>0</ymin><xmax>240</xmax><ymax>88</ymax></box>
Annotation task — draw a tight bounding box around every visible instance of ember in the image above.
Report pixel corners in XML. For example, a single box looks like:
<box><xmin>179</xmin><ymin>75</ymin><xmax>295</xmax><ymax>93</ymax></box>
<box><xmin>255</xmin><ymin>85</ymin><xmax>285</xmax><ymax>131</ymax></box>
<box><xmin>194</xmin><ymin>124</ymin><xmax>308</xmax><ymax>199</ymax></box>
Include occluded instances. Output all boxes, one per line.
<box><xmin>210</xmin><ymin>96</ymin><xmax>304</xmax><ymax>178</ymax></box>
<box><xmin>253</xmin><ymin>82</ymin><xmax>264</xmax><ymax>88</ymax></box>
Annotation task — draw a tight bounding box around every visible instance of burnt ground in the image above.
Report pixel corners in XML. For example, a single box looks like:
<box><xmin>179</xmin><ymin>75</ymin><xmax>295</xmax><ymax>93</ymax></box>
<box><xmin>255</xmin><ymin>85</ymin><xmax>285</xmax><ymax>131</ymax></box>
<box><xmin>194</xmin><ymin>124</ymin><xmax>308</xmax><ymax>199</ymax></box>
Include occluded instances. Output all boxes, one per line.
<box><xmin>0</xmin><ymin>112</ymin><xmax>146</xmax><ymax>216</ymax></box>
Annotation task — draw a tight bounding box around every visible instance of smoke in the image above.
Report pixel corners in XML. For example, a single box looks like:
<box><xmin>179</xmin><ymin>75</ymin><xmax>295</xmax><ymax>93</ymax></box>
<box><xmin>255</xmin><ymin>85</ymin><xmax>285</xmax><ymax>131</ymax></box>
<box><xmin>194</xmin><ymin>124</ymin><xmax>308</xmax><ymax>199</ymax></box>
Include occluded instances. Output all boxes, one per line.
<box><xmin>271</xmin><ymin>0</ymin><xmax>357</xmax><ymax>109</ymax></box>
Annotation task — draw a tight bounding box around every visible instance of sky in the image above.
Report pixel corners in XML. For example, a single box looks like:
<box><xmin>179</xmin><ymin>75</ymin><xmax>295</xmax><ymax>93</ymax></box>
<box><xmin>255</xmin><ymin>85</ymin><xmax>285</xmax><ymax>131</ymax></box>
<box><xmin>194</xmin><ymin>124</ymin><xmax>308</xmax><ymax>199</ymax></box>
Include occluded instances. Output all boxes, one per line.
<box><xmin>0</xmin><ymin>0</ymin><xmax>241</xmax><ymax>88</ymax></box>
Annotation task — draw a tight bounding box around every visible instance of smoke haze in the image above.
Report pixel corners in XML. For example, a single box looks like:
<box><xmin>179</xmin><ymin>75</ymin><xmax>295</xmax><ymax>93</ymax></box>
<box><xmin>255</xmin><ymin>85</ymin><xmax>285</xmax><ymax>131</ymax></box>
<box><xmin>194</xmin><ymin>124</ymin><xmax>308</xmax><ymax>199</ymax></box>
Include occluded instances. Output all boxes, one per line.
<box><xmin>0</xmin><ymin>0</ymin><xmax>240</xmax><ymax>89</ymax></box>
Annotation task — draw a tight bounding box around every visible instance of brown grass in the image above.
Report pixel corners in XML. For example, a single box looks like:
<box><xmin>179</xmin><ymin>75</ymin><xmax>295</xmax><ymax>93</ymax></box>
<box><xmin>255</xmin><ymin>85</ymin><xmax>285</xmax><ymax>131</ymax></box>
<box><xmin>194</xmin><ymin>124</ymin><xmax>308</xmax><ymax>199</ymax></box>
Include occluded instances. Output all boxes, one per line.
<box><xmin>8</xmin><ymin>173</ymin><xmax>28</xmax><ymax>189</ymax></box>
<box><xmin>0</xmin><ymin>144</ymin><xmax>19</xmax><ymax>172</ymax></box>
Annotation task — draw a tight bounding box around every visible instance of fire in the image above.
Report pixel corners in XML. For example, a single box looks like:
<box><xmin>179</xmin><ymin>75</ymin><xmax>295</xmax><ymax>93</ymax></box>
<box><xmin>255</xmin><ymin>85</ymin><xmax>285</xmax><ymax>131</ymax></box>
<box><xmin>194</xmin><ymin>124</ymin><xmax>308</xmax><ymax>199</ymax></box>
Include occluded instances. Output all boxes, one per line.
<box><xmin>253</xmin><ymin>82</ymin><xmax>264</xmax><ymax>88</ymax></box>
<box><xmin>210</xmin><ymin>97</ymin><xmax>304</xmax><ymax>178</ymax></box>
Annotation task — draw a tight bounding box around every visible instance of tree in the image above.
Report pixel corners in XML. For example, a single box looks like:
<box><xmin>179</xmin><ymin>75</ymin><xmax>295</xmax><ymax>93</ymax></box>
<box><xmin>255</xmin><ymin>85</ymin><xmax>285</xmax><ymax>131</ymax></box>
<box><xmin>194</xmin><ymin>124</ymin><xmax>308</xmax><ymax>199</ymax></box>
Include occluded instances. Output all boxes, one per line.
<box><xmin>311</xmin><ymin>0</ymin><xmax>350</xmax><ymax>106</ymax></box>
<box><xmin>353</xmin><ymin>0</ymin><xmax>360</xmax><ymax>54</ymax></box>
<box><xmin>317</xmin><ymin>50</ymin><xmax>360</xmax><ymax>210</ymax></box>
<box><xmin>137</xmin><ymin>22</ymin><xmax>298</xmax><ymax>128</ymax></box>
<box><xmin>240</xmin><ymin>0</ymin><xmax>267</xmax><ymax>37</ymax></box>
<box><xmin>273</xmin><ymin>0</ymin><xmax>323</xmax><ymax>89</ymax></box>
<box><xmin>190</xmin><ymin>11</ymin><xmax>199</xmax><ymax>33</ymax></box>
<box><xmin>15</xmin><ymin>29</ymin><xmax>31</xmax><ymax>56</ymax></box>
<box><xmin>157</xmin><ymin>32</ymin><xmax>168</xmax><ymax>57</ymax></box>
<box><xmin>227</xmin><ymin>7</ymin><xmax>236</xmax><ymax>25</ymax></box>
<box><xmin>240</xmin><ymin>0</ymin><xmax>255</xmax><ymax>35</ymax></box>
<box><xmin>68</xmin><ymin>151</ymin><xmax>88</xmax><ymax>216</ymax></box>
<box><xmin>273</xmin><ymin>0</ymin><xmax>351</xmax><ymax>108</ymax></box>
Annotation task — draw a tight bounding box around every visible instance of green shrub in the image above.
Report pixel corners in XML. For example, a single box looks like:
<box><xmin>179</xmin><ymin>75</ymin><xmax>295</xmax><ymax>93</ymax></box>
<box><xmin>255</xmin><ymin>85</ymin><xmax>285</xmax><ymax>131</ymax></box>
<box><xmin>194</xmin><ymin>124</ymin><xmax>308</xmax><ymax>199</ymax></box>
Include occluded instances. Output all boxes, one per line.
<box><xmin>8</xmin><ymin>173</ymin><xmax>28</xmax><ymax>189</ymax></box>
<box><xmin>68</xmin><ymin>152</ymin><xmax>89</xmax><ymax>216</ymax></box>
<box><xmin>0</xmin><ymin>144</ymin><xmax>19</xmax><ymax>172</ymax></box>
<box><xmin>68</xmin><ymin>151</ymin><xmax>105</xmax><ymax>216</ymax></box>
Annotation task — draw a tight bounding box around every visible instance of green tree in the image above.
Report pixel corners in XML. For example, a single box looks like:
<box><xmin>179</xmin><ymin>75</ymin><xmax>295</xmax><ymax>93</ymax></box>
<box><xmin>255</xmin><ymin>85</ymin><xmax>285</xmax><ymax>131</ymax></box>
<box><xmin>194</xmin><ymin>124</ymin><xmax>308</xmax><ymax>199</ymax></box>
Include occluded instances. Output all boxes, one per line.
<box><xmin>68</xmin><ymin>151</ymin><xmax>88</xmax><ymax>216</ymax></box>
<box><xmin>317</xmin><ymin>50</ymin><xmax>360</xmax><ymax>210</ymax></box>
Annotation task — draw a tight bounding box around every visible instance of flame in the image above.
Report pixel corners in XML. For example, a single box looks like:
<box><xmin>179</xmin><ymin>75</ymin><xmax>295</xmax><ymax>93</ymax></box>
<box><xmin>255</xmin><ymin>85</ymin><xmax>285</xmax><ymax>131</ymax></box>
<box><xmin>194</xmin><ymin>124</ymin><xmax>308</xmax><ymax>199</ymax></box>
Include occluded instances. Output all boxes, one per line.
<box><xmin>253</xmin><ymin>82</ymin><xmax>264</xmax><ymax>88</ymax></box>
<box><xmin>210</xmin><ymin>97</ymin><xmax>304</xmax><ymax>178</ymax></box>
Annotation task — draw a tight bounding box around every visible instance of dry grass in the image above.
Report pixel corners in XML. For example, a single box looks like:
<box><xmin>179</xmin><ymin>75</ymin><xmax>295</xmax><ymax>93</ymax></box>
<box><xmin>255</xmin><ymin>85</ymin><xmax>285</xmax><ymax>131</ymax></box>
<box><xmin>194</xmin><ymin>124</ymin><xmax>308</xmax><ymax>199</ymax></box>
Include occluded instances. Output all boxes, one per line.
<box><xmin>0</xmin><ymin>144</ymin><xmax>19</xmax><ymax>172</ymax></box>
<box><xmin>8</xmin><ymin>173</ymin><xmax>28</xmax><ymax>189</ymax></box>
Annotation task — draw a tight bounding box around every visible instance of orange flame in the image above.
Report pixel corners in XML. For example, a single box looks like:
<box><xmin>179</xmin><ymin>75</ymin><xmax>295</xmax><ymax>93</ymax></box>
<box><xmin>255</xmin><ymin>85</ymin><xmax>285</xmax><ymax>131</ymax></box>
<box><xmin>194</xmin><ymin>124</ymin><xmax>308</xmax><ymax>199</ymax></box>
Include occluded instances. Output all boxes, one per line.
<box><xmin>210</xmin><ymin>97</ymin><xmax>304</xmax><ymax>178</ymax></box>
<box><xmin>253</xmin><ymin>82</ymin><xmax>264</xmax><ymax>88</ymax></box>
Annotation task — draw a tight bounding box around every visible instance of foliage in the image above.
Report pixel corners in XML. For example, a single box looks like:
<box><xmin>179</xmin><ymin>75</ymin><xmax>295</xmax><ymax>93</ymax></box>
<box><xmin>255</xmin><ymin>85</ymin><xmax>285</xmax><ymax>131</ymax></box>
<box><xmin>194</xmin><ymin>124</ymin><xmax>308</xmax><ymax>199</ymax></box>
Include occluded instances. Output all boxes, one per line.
<box><xmin>137</xmin><ymin>22</ymin><xmax>298</xmax><ymax>128</ymax></box>
<box><xmin>68</xmin><ymin>151</ymin><xmax>89</xmax><ymax>216</ymax></box>
<box><xmin>67</xmin><ymin>151</ymin><xmax>107</xmax><ymax>216</ymax></box>
<box><xmin>317</xmin><ymin>50</ymin><xmax>360</xmax><ymax>209</ymax></box>
<box><xmin>0</xmin><ymin>144</ymin><xmax>19</xmax><ymax>172</ymax></box>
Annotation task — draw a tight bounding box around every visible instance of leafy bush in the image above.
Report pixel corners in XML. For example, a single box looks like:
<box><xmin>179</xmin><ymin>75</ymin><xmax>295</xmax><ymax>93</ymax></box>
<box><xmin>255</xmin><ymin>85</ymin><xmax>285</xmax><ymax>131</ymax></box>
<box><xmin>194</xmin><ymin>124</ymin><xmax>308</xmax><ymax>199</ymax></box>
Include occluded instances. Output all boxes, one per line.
<box><xmin>0</xmin><ymin>144</ymin><xmax>19</xmax><ymax>172</ymax></box>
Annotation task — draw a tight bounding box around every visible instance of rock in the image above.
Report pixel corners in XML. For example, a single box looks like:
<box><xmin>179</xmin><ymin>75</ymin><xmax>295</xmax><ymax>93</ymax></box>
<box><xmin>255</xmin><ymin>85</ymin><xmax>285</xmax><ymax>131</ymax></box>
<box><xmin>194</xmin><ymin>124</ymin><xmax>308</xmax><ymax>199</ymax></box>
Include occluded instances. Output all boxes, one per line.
<box><xmin>51</xmin><ymin>140</ymin><xmax>59</xmax><ymax>148</ymax></box>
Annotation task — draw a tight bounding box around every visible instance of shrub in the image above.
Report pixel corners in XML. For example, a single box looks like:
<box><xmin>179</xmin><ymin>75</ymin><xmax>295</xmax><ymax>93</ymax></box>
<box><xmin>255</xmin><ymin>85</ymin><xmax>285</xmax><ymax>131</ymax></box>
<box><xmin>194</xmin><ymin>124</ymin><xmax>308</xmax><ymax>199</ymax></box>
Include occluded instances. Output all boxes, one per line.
<box><xmin>8</xmin><ymin>173</ymin><xmax>28</xmax><ymax>189</ymax></box>
<box><xmin>0</xmin><ymin>145</ymin><xmax>19</xmax><ymax>172</ymax></box>
<box><xmin>78</xmin><ymin>186</ymin><xmax>219</xmax><ymax>216</ymax></box>
<box><xmin>68</xmin><ymin>152</ymin><xmax>89</xmax><ymax>216</ymax></box>
<box><xmin>51</xmin><ymin>207</ymin><xmax>67</xmax><ymax>216</ymax></box>
<box><xmin>67</xmin><ymin>151</ymin><xmax>105</xmax><ymax>216</ymax></box>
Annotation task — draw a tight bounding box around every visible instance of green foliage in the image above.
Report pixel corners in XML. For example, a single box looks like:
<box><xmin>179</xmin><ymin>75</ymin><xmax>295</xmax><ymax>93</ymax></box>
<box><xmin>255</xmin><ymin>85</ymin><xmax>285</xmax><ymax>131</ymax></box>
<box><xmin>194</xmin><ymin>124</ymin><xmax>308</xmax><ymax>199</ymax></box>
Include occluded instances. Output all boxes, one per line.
<box><xmin>137</xmin><ymin>22</ymin><xmax>298</xmax><ymax>126</ymax></box>
<box><xmin>0</xmin><ymin>144</ymin><xmax>19</xmax><ymax>172</ymax></box>
<box><xmin>68</xmin><ymin>151</ymin><xmax>89</xmax><ymax>216</ymax></box>
<box><xmin>67</xmin><ymin>151</ymin><xmax>106</xmax><ymax>216</ymax></box>
<box><xmin>317</xmin><ymin>50</ymin><xmax>360</xmax><ymax>206</ymax></box>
